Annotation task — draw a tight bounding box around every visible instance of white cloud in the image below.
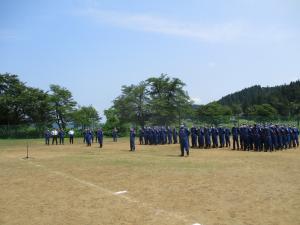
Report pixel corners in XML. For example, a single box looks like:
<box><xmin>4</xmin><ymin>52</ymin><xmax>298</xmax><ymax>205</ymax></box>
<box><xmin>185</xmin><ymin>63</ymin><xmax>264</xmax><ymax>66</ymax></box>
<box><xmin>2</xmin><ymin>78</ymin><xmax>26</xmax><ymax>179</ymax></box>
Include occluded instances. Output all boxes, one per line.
<box><xmin>73</xmin><ymin>8</ymin><xmax>297</xmax><ymax>43</ymax></box>
<box><xmin>74</xmin><ymin>8</ymin><xmax>244</xmax><ymax>42</ymax></box>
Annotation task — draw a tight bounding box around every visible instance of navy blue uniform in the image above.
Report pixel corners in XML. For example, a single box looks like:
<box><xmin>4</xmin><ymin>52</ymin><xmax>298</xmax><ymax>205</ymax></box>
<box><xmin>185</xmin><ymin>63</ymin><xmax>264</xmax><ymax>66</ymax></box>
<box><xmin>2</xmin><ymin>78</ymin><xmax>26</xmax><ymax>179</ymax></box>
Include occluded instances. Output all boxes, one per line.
<box><xmin>112</xmin><ymin>128</ymin><xmax>118</xmax><ymax>142</ymax></box>
<box><xmin>167</xmin><ymin>127</ymin><xmax>173</xmax><ymax>144</ymax></box>
<box><xmin>190</xmin><ymin>126</ymin><xmax>197</xmax><ymax>148</ymax></box>
<box><xmin>218</xmin><ymin>127</ymin><xmax>225</xmax><ymax>148</ymax></box>
<box><xmin>204</xmin><ymin>128</ymin><xmax>211</xmax><ymax>148</ymax></box>
<box><xmin>225</xmin><ymin>128</ymin><xmax>231</xmax><ymax>148</ymax></box>
<box><xmin>45</xmin><ymin>130</ymin><xmax>51</xmax><ymax>145</ymax></box>
<box><xmin>59</xmin><ymin>129</ymin><xmax>65</xmax><ymax>145</ymax></box>
<box><xmin>97</xmin><ymin>129</ymin><xmax>103</xmax><ymax>148</ymax></box>
<box><xmin>179</xmin><ymin>126</ymin><xmax>190</xmax><ymax>156</ymax></box>
<box><xmin>198</xmin><ymin>128</ymin><xmax>205</xmax><ymax>149</ymax></box>
<box><xmin>130</xmin><ymin>129</ymin><xmax>136</xmax><ymax>151</ymax></box>
<box><xmin>139</xmin><ymin>128</ymin><xmax>144</xmax><ymax>145</ymax></box>
<box><xmin>86</xmin><ymin>130</ymin><xmax>92</xmax><ymax>146</ymax></box>
<box><xmin>173</xmin><ymin>128</ymin><xmax>178</xmax><ymax>144</ymax></box>
<box><xmin>232</xmin><ymin>127</ymin><xmax>239</xmax><ymax>150</ymax></box>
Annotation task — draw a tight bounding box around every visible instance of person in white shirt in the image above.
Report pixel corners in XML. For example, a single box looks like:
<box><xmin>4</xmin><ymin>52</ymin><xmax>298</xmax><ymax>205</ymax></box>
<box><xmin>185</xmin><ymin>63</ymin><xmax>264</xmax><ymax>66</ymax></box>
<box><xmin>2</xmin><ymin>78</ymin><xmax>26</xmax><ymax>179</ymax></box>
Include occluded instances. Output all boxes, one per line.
<box><xmin>68</xmin><ymin>129</ymin><xmax>75</xmax><ymax>144</ymax></box>
<box><xmin>51</xmin><ymin>129</ymin><xmax>58</xmax><ymax>145</ymax></box>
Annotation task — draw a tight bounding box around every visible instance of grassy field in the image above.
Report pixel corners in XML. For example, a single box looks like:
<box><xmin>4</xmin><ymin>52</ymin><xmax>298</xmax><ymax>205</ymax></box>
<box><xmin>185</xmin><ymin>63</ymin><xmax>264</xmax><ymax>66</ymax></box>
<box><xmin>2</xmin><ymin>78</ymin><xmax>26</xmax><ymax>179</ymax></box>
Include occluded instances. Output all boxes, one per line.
<box><xmin>1</xmin><ymin>138</ymin><xmax>300</xmax><ymax>225</ymax></box>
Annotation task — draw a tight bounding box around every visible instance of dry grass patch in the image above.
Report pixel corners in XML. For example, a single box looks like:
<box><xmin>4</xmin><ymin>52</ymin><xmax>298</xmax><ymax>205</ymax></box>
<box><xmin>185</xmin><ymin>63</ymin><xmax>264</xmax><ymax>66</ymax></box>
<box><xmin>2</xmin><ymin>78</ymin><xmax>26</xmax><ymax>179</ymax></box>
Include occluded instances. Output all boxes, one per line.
<box><xmin>1</xmin><ymin>138</ymin><xmax>300</xmax><ymax>225</ymax></box>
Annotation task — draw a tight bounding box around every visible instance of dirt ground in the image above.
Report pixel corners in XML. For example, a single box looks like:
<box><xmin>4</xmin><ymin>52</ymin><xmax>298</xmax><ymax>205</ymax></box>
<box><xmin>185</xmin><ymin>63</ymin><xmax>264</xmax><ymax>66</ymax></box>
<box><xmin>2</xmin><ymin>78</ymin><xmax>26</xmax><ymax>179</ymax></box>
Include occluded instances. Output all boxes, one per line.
<box><xmin>1</xmin><ymin>138</ymin><xmax>300</xmax><ymax>225</ymax></box>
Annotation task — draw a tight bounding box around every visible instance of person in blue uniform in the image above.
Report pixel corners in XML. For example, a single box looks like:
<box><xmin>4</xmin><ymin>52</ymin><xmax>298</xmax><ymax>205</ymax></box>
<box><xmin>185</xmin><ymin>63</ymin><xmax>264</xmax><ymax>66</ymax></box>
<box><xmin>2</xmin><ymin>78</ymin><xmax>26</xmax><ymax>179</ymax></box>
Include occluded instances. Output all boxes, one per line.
<box><xmin>167</xmin><ymin>127</ymin><xmax>173</xmax><ymax>144</ymax></box>
<box><xmin>197</xmin><ymin>127</ymin><xmax>204</xmax><ymax>149</ymax></box>
<box><xmin>232</xmin><ymin>126</ymin><xmax>239</xmax><ymax>150</ymax></box>
<box><xmin>45</xmin><ymin>129</ymin><xmax>51</xmax><ymax>145</ymax></box>
<box><xmin>276</xmin><ymin>125</ymin><xmax>283</xmax><ymax>150</ymax></box>
<box><xmin>97</xmin><ymin>128</ymin><xmax>104</xmax><ymax>148</ymax></box>
<box><xmin>218</xmin><ymin>127</ymin><xmax>225</xmax><ymax>148</ymax></box>
<box><xmin>154</xmin><ymin>128</ymin><xmax>159</xmax><ymax>145</ymax></box>
<box><xmin>162</xmin><ymin>127</ymin><xmax>167</xmax><ymax>144</ymax></box>
<box><xmin>144</xmin><ymin>128</ymin><xmax>149</xmax><ymax>145</ymax></box>
<box><xmin>139</xmin><ymin>128</ymin><xmax>144</xmax><ymax>145</ymax></box>
<box><xmin>252</xmin><ymin>124</ymin><xmax>260</xmax><ymax>151</ymax></box>
<box><xmin>179</xmin><ymin>125</ymin><xmax>190</xmax><ymax>156</ymax></box>
<box><xmin>149</xmin><ymin>127</ymin><xmax>154</xmax><ymax>145</ymax></box>
<box><xmin>204</xmin><ymin>127</ymin><xmax>211</xmax><ymax>149</ymax></box>
<box><xmin>271</xmin><ymin>126</ymin><xmax>278</xmax><ymax>150</ymax></box>
<box><xmin>112</xmin><ymin>128</ymin><xmax>118</xmax><ymax>142</ymax></box>
<box><xmin>173</xmin><ymin>128</ymin><xmax>178</xmax><ymax>144</ymax></box>
<box><xmin>190</xmin><ymin>126</ymin><xmax>197</xmax><ymax>148</ymax></box>
<box><xmin>293</xmin><ymin>126</ymin><xmax>299</xmax><ymax>147</ymax></box>
<box><xmin>225</xmin><ymin>127</ymin><xmax>231</xmax><ymax>148</ymax></box>
<box><xmin>59</xmin><ymin>129</ymin><xmax>65</xmax><ymax>145</ymax></box>
<box><xmin>130</xmin><ymin>128</ymin><xmax>136</xmax><ymax>151</ymax></box>
<box><xmin>211</xmin><ymin>127</ymin><xmax>219</xmax><ymax>148</ymax></box>
<box><xmin>86</xmin><ymin>129</ymin><xmax>92</xmax><ymax>147</ymax></box>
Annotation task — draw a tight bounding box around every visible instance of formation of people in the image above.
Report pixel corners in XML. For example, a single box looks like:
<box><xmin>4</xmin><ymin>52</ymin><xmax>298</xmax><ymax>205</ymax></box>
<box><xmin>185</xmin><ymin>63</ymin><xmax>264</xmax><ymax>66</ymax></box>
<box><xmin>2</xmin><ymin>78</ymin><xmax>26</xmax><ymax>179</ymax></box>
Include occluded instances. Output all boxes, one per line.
<box><xmin>44</xmin><ymin>129</ymin><xmax>74</xmax><ymax>145</ymax></box>
<box><xmin>138</xmin><ymin>126</ymin><xmax>178</xmax><ymax>145</ymax></box>
<box><xmin>44</xmin><ymin>124</ymin><xmax>299</xmax><ymax>154</ymax></box>
<box><xmin>137</xmin><ymin>124</ymin><xmax>299</xmax><ymax>154</ymax></box>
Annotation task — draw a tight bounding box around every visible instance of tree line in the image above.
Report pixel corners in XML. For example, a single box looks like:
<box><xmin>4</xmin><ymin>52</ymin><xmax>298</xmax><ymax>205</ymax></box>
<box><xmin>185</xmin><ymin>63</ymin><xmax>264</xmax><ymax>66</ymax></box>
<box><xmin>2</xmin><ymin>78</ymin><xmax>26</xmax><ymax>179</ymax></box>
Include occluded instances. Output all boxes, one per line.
<box><xmin>0</xmin><ymin>73</ymin><xmax>100</xmax><ymax>132</ymax></box>
<box><xmin>1</xmin><ymin>73</ymin><xmax>299</xmax><ymax>138</ymax></box>
<box><xmin>218</xmin><ymin>81</ymin><xmax>300</xmax><ymax>117</ymax></box>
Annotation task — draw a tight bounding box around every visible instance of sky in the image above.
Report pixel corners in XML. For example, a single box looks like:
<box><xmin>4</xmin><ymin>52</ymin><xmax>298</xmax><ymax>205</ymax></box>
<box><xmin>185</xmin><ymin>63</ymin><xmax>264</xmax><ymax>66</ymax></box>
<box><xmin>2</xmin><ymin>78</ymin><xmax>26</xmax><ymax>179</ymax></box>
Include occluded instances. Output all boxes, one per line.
<box><xmin>1</xmin><ymin>0</ymin><xmax>300</xmax><ymax>118</ymax></box>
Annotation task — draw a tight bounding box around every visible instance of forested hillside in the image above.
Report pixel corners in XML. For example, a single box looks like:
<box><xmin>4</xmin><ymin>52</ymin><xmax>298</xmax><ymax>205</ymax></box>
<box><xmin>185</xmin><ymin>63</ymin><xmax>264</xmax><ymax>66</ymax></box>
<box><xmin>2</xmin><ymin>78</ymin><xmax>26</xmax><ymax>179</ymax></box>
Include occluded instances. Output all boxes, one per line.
<box><xmin>218</xmin><ymin>80</ymin><xmax>300</xmax><ymax>116</ymax></box>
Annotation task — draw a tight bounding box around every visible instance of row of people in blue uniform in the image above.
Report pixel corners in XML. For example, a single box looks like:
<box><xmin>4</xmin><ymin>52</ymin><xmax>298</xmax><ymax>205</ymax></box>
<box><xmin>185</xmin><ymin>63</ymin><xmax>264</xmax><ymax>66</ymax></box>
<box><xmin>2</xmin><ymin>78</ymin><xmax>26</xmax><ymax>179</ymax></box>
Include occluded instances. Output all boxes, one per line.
<box><xmin>138</xmin><ymin>127</ymin><xmax>178</xmax><ymax>145</ymax></box>
<box><xmin>137</xmin><ymin>124</ymin><xmax>299</xmax><ymax>153</ymax></box>
<box><xmin>85</xmin><ymin>127</ymin><xmax>135</xmax><ymax>151</ymax></box>
<box><xmin>186</xmin><ymin>124</ymin><xmax>299</xmax><ymax>152</ymax></box>
<box><xmin>82</xmin><ymin>128</ymin><xmax>118</xmax><ymax>144</ymax></box>
<box><xmin>230</xmin><ymin>124</ymin><xmax>299</xmax><ymax>151</ymax></box>
<box><xmin>45</xmin><ymin>124</ymin><xmax>299</xmax><ymax>154</ymax></box>
<box><xmin>83</xmin><ymin>128</ymin><xmax>104</xmax><ymax>148</ymax></box>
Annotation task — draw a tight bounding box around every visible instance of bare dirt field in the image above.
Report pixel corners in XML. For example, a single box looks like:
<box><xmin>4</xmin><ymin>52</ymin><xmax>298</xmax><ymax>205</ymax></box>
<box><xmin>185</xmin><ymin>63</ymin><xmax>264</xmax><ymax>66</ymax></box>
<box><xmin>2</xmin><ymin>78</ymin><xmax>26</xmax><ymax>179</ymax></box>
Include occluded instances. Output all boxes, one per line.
<box><xmin>1</xmin><ymin>138</ymin><xmax>300</xmax><ymax>225</ymax></box>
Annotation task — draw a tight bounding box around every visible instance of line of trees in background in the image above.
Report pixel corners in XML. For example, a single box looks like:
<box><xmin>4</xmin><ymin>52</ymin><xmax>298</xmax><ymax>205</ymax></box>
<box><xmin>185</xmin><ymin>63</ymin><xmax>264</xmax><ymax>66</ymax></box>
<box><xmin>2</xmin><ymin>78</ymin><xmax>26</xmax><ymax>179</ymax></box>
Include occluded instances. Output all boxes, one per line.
<box><xmin>218</xmin><ymin>81</ymin><xmax>300</xmax><ymax>117</ymax></box>
<box><xmin>0</xmin><ymin>73</ymin><xmax>100</xmax><ymax>137</ymax></box>
<box><xmin>1</xmin><ymin>73</ymin><xmax>299</xmax><ymax>138</ymax></box>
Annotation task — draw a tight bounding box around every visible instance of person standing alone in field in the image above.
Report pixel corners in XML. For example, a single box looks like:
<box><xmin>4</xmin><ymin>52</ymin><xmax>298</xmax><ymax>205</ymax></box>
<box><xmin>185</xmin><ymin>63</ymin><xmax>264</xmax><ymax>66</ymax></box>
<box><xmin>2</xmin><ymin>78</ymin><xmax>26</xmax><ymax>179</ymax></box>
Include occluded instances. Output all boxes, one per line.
<box><xmin>130</xmin><ymin>128</ymin><xmax>136</xmax><ymax>151</ymax></box>
<box><xmin>179</xmin><ymin>125</ymin><xmax>190</xmax><ymax>157</ymax></box>
<box><xmin>112</xmin><ymin>127</ymin><xmax>118</xmax><ymax>142</ymax></box>
<box><xmin>97</xmin><ymin>128</ymin><xmax>104</xmax><ymax>148</ymax></box>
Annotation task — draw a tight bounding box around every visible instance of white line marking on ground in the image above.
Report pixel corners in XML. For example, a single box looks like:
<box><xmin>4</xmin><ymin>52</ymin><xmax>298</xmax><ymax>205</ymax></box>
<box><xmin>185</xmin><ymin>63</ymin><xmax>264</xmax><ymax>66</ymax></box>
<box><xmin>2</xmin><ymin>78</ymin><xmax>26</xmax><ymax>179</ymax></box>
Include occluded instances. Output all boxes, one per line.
<box><xmin>21</xmin><ymin>159</ymin><xmax>203</xmax><ymax>225</ymax></box>
<box><xmin>114</xmin><ymin>190</ymin><xmax>128</xmax><ymax>195</ymax></box>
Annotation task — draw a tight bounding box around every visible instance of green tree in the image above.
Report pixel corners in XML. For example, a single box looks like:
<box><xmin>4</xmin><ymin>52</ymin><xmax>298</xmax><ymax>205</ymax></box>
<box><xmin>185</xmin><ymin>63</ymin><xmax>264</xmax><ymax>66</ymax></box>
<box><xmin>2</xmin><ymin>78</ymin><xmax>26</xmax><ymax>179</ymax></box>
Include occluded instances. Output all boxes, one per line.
<box><xmin>196</xmin><ymin>102</ymin><xmax>232</xmax><ymax>125</ymax></box>
<box><xmin>0</xmin><ymin>73</ymin><xmax>27</xmax><ymax>125</ymax></box>
<box><xmin>0</xmin><ymin>73</ymin><xmax>51</xmax><ymax>127</ymax></box>
<box><xmin>103</xmin><ymin>106</ymin><xmax>128</xmax><ymax>136</ymax></box>
<box><xmin>49</xmin><ymin>84</ymin><xmax>77</xmax><ymax>129</ymax></box>
<box><xmin>246</xmin><ymin>104</ymin><xmax>278</xmax><ymax>122</ymax></box>
<box><xmin>72</xmin><ymin>106</ymin><xmax>100</xmax><ymax>129</ymax></box>
<box><xmin>147</xmin><ymin>74</ymin><xmax>192</xmax><ymax>125</ymax></box>
<box><xmin>113</xmin><ymin>82</ymin><xmax>150</xmax><ymax>127</ymax></box>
